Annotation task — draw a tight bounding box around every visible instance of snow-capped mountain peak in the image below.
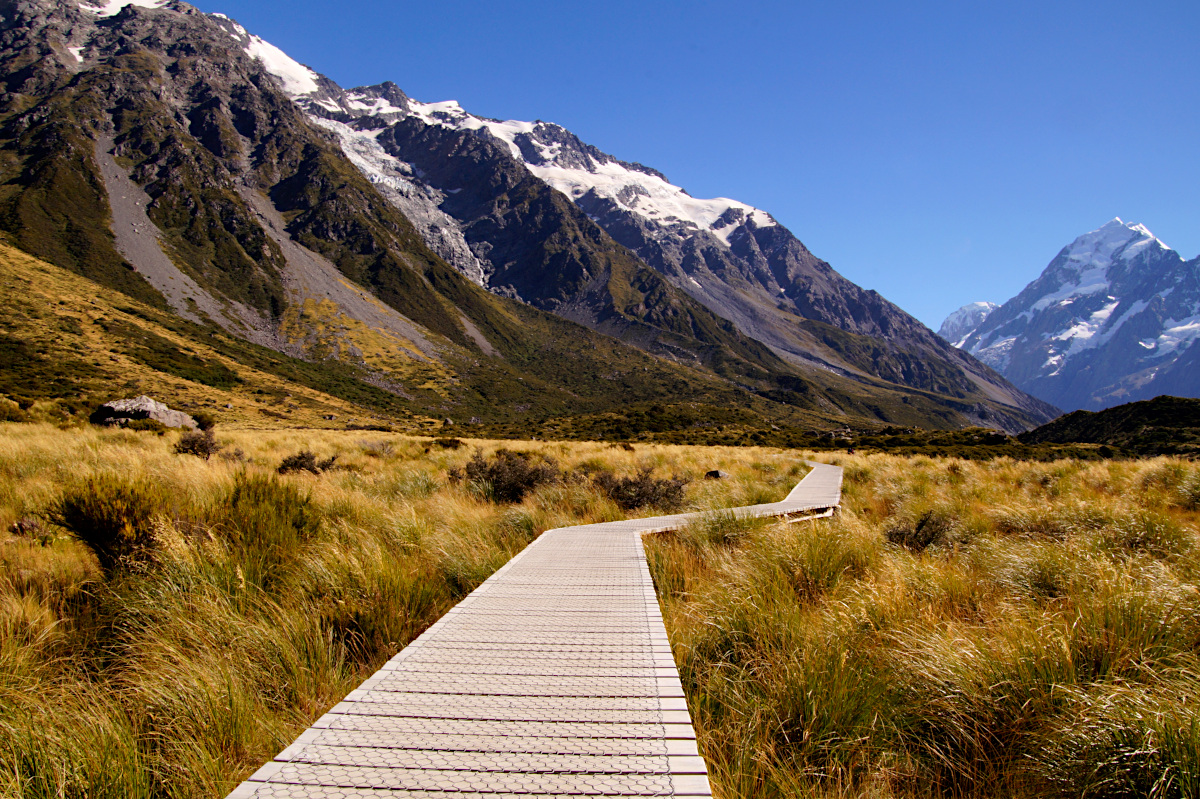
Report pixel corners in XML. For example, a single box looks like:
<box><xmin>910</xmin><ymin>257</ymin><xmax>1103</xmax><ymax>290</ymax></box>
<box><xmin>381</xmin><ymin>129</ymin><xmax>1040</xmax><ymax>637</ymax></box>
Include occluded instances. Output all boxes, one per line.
<box><xmin>198</xmin><ymin>19</ymin><xmax>781</xmax><ymax>254</ymax></box>
<box><xmin>1029</xmin><ymin>218</ymin><xmax>1171</xmax><ymax>315</ymax></box>
<box><xmin>390</xmin><ymin>99</ymin><xmax>779</xmax><ymax>245</ymax></box>
<box><xmin>938</xmin><ymin>301</ymin><xmax>998</xmax><ymax>347</ymax></box>
<box><xmin>958</xmin><ymin>218</ymin><xmax>1199</xmax><ymax>410</ymax></box>
<box><xmin>1060</xmin><ymin>217</ymin><xmax>1166</xmax><ymax>269</ymax></box>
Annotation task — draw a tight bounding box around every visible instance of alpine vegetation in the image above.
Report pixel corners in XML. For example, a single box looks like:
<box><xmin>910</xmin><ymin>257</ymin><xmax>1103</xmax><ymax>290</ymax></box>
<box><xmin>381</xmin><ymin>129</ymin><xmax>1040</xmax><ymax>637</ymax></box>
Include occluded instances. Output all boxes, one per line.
<box><xmin>647</xmin><ymin>452</ymin><xmax>1200</xmax><ymax>797</ymax></box>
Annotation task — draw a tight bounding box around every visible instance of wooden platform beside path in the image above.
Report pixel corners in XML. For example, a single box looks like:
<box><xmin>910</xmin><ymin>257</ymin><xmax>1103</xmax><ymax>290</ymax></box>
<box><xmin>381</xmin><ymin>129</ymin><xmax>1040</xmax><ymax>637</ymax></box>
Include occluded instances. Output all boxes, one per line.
<box><xmin>227</xmin><ymin>461</ymin><xmax>843</xmax><ymax>798</ymax></box>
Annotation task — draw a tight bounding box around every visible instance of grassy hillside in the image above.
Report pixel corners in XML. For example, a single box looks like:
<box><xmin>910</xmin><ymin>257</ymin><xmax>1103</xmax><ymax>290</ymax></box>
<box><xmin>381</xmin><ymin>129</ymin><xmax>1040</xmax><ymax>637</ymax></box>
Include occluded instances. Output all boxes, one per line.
<box><xmin>0</xmin><ymin>242</ymin><xmax>433</xmax><ymax>428</ymax></box>
<box><xmin>1019</xmin><ymin>395</ymin><xmax>1200</xmax><ymax>458</ymax></box>
<box><xmin>0</xmin><ymin>241</ymin><xmax>841</xmax><ymax>433</ymax></box>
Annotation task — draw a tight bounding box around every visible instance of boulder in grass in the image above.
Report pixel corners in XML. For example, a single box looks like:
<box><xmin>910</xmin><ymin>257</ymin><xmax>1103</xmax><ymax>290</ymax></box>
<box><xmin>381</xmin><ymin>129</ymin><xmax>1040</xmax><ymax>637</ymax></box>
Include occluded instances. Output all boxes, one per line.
<box><xmin>705</xmin><ymin>469</ymin><xmax>730</xmax><ymax>480</ymax></box>
<box><xmin>91</xmin><ymin>395</ymin><xmax>197</xmax><ymax>429</ymax></box>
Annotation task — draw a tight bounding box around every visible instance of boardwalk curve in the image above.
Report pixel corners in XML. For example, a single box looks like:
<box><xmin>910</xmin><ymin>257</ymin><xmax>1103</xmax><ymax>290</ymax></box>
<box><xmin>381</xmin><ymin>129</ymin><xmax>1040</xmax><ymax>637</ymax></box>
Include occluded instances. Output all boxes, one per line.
<box><xmin>228</xmin><ymin>461</ymin><xmax>843</xmax><ymax>798</ymax></box>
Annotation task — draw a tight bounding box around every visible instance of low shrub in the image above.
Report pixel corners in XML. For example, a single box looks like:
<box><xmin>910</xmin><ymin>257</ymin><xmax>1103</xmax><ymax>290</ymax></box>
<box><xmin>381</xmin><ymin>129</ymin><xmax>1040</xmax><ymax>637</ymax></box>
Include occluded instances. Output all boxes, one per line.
<box><xmin>9</xmin><ymin>516</ymin><xmax>51</xmax><ymax>546</ymax></box>
<box><xmin>885</xmin><ymin>508</ymin><xmax>957</xmax><ymax>552</ymax></box>
<box><xmin>593</xmin><ymin>466</ymin><xmax>689</xmax><ymax>511</ymax></box>
<box><xmin>191</xmin><ymin>410</ymin><xmax>217</xmax><ymax>431</ymax></box>
<box><xmin>218</xmin><ymin>446</ymin><xmax>246</xmax><ymax>463</ymax></box>
<box><xmin>431</xmin><ymin>437</ymin><xmax>462</xmax><ymax>450</ymax></box>
<box><xmin>0</xmin><ymin>399</ymin><xmax>28</xmax><ymax>422</ymax></box>
<box><xmin>51</xmin><ymin>474</ymin><xmax>168</xmax><ymax>572</ymax></box>
<box><xmin>278</xmin><ymin>450</ymin><xmax>338</xmax><ymax>475</ymax></box>
<box><xmin>174</xmin><ymin>428</ymin><xmax>222</xmax><ymax>460</ymax></box>
<box><xmin>124</xmin><ymin>418</ymin><xmax>167</xmax><ymax>434</ymax></box>
<box><xmin>449</xmin><ymin>449</ymin><xmax>560</xmax><ymax>503</ymax></box>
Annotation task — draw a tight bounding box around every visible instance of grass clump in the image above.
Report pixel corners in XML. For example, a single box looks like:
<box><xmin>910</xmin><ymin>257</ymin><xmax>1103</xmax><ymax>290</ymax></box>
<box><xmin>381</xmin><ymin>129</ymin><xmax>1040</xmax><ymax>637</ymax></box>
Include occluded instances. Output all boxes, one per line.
<box><xmin>1030</xmin><ymin>686</ymin><xmax>1200</xmax><ymax>799</ymax></box>
<box><xmin>50</xmin><ymin>473</ymin><xmax>168</xmax><ymax>572</ymax></box>
<box><xmin>684</xmin><ymin>509</ymin><xmax>769</xmax><ymax>548</ymax></box>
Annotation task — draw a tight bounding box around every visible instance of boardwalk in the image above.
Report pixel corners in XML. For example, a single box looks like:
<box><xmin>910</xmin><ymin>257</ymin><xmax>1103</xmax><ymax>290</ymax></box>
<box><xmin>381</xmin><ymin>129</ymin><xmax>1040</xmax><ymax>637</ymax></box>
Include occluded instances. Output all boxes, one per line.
<box><xmin>228</xmin><ymin>461</ymin><xmax>843</xmax><ymax>798</ymax></box>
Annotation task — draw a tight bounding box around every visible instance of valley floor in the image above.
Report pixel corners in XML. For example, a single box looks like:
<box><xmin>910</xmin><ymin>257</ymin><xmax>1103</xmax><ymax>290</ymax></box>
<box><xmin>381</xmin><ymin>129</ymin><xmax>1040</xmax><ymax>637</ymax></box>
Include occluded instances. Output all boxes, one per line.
<box><xmin>0</xmin><ymin>423</ymin><xmax>1197</xmax><ymax>797</ymax></box>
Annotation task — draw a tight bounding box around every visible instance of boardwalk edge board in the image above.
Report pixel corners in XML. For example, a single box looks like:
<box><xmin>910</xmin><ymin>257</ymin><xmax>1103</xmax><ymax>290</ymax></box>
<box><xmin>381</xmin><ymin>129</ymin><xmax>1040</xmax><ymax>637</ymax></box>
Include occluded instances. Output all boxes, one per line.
<box><xmin>226</xmin><ymin>461</ymin><xmax>843</xmax><ymax>798</ymax></box>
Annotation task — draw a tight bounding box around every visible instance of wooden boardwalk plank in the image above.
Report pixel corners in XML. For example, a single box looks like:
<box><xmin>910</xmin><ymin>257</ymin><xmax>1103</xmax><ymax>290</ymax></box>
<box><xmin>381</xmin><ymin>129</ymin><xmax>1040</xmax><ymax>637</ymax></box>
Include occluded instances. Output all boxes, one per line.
<box><xmin>227</xmin><ymin>462</ymin><xmax>842</xmax><ymax>798</ymax></box>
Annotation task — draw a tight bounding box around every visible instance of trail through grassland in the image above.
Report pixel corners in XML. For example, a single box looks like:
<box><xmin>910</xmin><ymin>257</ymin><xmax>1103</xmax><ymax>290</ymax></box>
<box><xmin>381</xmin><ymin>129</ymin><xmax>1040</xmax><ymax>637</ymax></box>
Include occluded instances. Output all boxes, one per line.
<box><xmin>0</xmin><ymin>424</ymin><xmax>803</xmax><ymax>798</ymax></box>
<box><xmin>2</xmin><ymin>424</ymin><xmax>1198</xmax><ymax>797</ymax></box>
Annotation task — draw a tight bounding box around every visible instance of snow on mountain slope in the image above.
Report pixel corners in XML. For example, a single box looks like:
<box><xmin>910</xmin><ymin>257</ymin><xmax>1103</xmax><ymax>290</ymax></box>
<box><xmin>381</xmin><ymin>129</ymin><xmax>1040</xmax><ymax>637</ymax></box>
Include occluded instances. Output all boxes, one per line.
<box><xmin>959</xmin><ymin>219</ymin><xmax>1200</xmax><ymax>410</ymax></box>
<box><xmin>243</xmin><ymin>35</ymin><xmax>320</xmax><ymax>96</ymax></box>
<box><xmin>308</xmin><ymin>116</ymin><xmax>490</xmax><ymax>286</ymax></box>
<box><xmin>938</xmin><ymin>301</ymin><xmax>998</xmax><ymax>347</ymax></box>
<box><xmin>211</xmin><ymin>15</ymin><xmax>326</xmax><ymax>99</ymax></box>
<box><xmin>217</xmin><ymin>20</ymin><xmax>1057</xmax><ymax>426</ymax></box>
<box><xmin>78</xmin><ymin>0</ymin><xmax>165</xmax><ymax>17</ymax></box>
<box><xmin>397</xmin><ymin>100</ymin><xmax>778</xmax><ymax>243</ymax></box>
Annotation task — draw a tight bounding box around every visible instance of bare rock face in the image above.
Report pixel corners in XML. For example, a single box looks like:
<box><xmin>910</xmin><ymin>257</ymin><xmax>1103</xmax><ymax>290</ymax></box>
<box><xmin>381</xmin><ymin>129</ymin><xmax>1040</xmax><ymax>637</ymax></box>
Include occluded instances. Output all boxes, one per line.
<box><xmin>91</xmin><ymin>395</ymin><xmax>197</xmax><ymax>429</ymax></box>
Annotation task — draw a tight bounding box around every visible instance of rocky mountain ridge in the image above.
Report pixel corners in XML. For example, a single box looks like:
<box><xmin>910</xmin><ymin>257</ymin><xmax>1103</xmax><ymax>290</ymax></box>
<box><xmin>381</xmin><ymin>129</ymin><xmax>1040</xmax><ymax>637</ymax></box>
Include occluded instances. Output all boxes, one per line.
<box><xmin>942</xmin><ymin>219</ymin><xmax>1200</xmax><ymax>410</ymax></box>
<box><xmin>243</xmin><ymin>29</ymin><xmax>1055</xmax><ymax>427</ymax></box>
<box><xmin>0</xmin><ymin>0</ymin><xmax>1057</xmax><ymax>432</ymax></box>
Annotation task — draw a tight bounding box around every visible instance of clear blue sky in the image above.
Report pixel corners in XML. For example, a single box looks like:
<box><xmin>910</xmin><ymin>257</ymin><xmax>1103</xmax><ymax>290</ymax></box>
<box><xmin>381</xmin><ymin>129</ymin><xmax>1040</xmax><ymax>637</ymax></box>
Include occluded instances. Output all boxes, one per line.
<box><xmin>193</xmin><ymin>0</ymin><xmax>1199</xmax><ymax>330</ymax></box>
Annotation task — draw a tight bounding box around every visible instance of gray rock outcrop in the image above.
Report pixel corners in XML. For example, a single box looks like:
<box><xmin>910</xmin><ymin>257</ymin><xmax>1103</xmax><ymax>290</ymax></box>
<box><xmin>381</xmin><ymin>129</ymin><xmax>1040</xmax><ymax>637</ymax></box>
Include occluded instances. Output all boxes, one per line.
<box><xmin>91</xmin><ymin>396</ymin><xmax>198</xmax><ymax>429</ymax></box>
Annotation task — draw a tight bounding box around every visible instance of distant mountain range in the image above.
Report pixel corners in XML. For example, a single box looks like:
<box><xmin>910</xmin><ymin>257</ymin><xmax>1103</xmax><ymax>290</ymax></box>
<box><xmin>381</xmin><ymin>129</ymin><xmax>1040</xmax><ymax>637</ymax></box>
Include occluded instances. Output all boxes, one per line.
<box><xmin>940</xmin><ymin>219</ymin><xmax>1200</xmax><ymax>411</ymax></box>
<box><xmin>0</xmin><ymin>0</ymin><xmax>1057</xmax><ymax>433</ymax></box>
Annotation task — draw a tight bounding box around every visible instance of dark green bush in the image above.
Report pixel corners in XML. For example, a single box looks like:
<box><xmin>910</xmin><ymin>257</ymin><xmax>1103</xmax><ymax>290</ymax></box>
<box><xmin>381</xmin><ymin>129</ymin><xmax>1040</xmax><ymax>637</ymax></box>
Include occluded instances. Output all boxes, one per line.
<box><xmin>449</xmin><ymin>449</ymin><xmax>560</xmax><ymax>503</ymax></box>
<box><xmin>278</xmin><ymin>450</ymin><xmax>338</xmax><ymax>474</ymax></box>
<box><xmin>191</xmin><ymin>410</ymin><xmax>217</xmax><ymax>431</ymax></box>
<box><xmin>124</xmin><ymin>418</ymin><xmax>168</xmax><ymax>434</ymax></box>
<box><xmin>593</xmin><ymin>467</ymin><xmax>689</xmax><ymax>511</ymax></box>
<box><xmin>52</xmin><ymin>474</ymin><xmax>167</xmax><ymax>572</ymax></box>
<box><xmin>885</xmin><ymin>509</ymin><xmax>957</xmax><ymax>552</ymax></box>
<box><xmin>0</xmin><ymin>400</ymin><xmax>29</xmax><ymax>422</ymax></box>
<box><xmin>174</xmin><ymin>428</ymin><xmax>222</xmax><ymax>459</ymax></box>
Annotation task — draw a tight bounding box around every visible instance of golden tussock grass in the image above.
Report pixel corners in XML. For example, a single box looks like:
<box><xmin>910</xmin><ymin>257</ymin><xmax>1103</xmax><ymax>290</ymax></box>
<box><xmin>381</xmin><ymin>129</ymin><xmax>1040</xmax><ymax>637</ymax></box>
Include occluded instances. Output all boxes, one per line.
<box><xmin>646</xmin><ymin>452</ymin><xmax>1200</xmax><ymax>798</ymax></box>
<box><xmin>3</xmin><ymin>424</ymin><xmax>1197</xmax><ymax>798</ymax></box>
<box><xmin>0</xmin><ymin>423</ymin><xmax>794</xmax><ymax>797</ymax></box>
